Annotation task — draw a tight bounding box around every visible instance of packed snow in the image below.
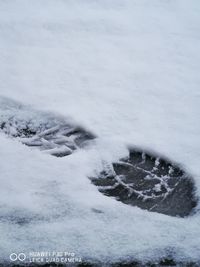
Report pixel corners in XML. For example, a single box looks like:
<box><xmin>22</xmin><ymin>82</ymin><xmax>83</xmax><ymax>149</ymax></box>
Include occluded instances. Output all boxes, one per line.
<box><xmin>0</xmin><ymin>0</ymin><xmax>200</xmax><ymax>264</ymax></box>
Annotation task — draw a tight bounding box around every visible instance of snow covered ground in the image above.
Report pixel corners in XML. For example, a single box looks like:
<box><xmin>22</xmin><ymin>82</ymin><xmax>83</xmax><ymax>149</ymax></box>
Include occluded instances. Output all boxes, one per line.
<box><xmin>0</xmin><ymin>0</ymin><xmax>200</xmax><ymax>264</ymax></box>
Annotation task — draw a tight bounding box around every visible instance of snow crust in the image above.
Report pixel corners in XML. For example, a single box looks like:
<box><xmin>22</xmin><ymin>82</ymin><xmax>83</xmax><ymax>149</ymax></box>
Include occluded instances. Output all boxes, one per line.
<box><xmin>0</xmin><ymin>0</ymin><xmax>200</xmax><ymax>264</ymax></box>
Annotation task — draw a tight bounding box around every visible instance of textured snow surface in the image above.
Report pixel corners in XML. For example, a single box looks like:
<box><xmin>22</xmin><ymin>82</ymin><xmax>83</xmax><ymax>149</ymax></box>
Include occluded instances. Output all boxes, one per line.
<box><xmin>0</xmin><ymin>0</ymin><xmax>200</xmax><ymax>264</ymax></box>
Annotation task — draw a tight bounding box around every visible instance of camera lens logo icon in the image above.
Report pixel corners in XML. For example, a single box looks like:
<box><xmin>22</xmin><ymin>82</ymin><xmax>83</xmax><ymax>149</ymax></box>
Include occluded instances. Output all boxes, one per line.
<box><xmin>10</xmin><ymin>253</ymin><xmax>26</xmax><ymax>262</ymax></box>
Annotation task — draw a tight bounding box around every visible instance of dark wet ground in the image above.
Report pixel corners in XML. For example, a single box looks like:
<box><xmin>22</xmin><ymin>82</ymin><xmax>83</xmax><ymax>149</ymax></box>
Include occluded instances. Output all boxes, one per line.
<box><xmin>91</xmin><ymin>149</ymin><xmax>197</xmax><ymax>217</ymax></box>
<box><xmin>1</xmin><ymin>259</ymin><xmax>200</xmax><ymax>267</ymax></box>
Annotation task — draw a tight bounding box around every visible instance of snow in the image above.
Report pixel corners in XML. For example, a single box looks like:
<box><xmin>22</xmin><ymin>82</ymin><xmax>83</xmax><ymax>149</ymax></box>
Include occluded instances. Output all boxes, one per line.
<box><xmin>0</xmin><ymin>0</ymin><xmax>200</xmax><ymax>264</ymax></box>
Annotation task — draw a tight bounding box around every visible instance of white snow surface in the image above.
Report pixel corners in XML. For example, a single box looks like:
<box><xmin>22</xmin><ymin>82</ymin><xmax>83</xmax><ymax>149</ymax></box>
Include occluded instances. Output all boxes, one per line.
<box><xmin>0</xmin><ymin>0</ymin><xmax>200</xmax><ymax>264</ymax></box>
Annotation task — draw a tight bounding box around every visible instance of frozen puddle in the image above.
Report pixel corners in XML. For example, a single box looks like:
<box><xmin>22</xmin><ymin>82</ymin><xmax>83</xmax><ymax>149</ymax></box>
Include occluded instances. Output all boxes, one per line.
<box><xmin>0</xmin><ymin>97</ymin><xmax>197</xmax><ymax>218</ymax></box>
